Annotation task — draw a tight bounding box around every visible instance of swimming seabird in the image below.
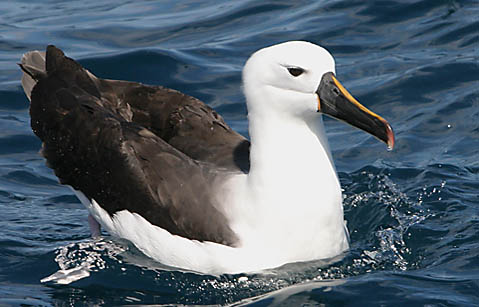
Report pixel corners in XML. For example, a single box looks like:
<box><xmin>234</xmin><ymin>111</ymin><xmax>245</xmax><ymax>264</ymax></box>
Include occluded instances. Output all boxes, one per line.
<box><xmin>20</xmin><ymin>42</ymin><xmax>394</xmax><ymax>274</ymax></box>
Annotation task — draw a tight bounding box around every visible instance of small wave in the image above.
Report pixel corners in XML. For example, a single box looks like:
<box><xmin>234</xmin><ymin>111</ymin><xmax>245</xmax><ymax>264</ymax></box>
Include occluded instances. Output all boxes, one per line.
<box><xmin>41</xmin><ymin>238</ymin><xmax>126</xmax><ymax>284</ymax></box>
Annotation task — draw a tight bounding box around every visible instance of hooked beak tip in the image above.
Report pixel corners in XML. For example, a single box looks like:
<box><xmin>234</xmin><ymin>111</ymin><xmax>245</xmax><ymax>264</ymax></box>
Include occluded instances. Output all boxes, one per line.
<box><xmin>385</xmin><ymin>122</ymin><xmax>395</xmax><ymax>150</ymax></box>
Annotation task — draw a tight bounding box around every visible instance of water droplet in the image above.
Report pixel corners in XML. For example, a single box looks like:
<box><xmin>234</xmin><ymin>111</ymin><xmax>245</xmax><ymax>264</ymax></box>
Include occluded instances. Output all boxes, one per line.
<box><xmin>238</xmin><ymin>276</ymin><xmax>248</xmax><ymax>283</ymax></box>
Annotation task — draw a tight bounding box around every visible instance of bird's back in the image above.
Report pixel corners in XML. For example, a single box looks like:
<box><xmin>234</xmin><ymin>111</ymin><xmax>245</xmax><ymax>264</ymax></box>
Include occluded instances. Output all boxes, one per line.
<box><xmin>19</xmin><ymin>45</ymin><xmax>248</xmax><ymax>246</ymax></box>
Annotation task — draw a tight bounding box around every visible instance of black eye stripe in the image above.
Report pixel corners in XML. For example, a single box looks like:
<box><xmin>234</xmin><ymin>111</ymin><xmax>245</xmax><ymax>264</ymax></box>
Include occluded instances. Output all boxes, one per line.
<box><xmin>287</xmin><ymin>67</ymin><xmax>304</xmax><ymax>77</ymax></box>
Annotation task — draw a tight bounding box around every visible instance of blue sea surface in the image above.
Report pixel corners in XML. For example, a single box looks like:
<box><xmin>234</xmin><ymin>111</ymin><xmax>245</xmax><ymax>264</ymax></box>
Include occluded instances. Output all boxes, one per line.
<box><xmin>1</xmin><ymin>0</ymin><xmax>478</xmax><ymax>305</ymax></box>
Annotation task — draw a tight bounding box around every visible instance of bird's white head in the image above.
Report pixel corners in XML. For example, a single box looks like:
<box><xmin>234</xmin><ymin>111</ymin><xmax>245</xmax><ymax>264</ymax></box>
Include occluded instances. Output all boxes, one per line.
<box><xmin>243</xmin><ymin>41</ymin><xmax>334</xmax><ymax>117</ymax></box>
<box><xmin>242</xmin><ymin>41</ymin><xmax>394</xmax><ymax>149</ymax></box>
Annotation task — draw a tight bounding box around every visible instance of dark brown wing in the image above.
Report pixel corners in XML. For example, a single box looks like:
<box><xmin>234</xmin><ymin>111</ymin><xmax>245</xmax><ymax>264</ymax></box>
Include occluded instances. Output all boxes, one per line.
<box><xmin>85</xmin><ymin>57</ymin><xmax>250</xmax><ymax>172</ymax></box>
<box><xmin>23</xmin><ymin>45</ymin><xmax>243</xmax><ymax>245</ymax></box>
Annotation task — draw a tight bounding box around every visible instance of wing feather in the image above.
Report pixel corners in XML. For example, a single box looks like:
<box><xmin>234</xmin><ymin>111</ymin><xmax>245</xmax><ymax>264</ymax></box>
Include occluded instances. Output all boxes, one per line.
<box><xmin>26</xmin><ymin>45</ymin><xmax>240</xmax><ymax>245</ymax></box>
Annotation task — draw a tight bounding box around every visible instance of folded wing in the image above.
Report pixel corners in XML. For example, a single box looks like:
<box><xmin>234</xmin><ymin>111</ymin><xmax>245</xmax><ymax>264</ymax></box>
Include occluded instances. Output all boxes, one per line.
<box><xmin>21</xmin><ymin>45</ymin><xmax>244</xmax><ymax>245</ymax></box>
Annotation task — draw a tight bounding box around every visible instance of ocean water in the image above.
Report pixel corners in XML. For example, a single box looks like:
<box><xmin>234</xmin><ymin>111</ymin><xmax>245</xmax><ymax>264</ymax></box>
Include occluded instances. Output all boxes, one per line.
<box><xmin>0</xmin><ymin>0</ymin><xmax>478</xmax><ymax>305</ymax></box>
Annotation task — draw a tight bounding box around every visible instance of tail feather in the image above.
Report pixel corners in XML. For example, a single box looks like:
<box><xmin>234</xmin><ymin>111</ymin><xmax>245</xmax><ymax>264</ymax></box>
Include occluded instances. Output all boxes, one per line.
<box><xmin>20</xmin><ymin>50</ymin><xmax>46</xmax><ymax>101</ymax></box>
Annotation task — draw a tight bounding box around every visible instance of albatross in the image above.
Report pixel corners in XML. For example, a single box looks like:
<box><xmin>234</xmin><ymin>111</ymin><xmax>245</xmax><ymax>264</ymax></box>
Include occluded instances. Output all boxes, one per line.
<box><xmin>20</xmin><ymin>41</ymin><xmax>394</xmax><ymax>275</ymax></box>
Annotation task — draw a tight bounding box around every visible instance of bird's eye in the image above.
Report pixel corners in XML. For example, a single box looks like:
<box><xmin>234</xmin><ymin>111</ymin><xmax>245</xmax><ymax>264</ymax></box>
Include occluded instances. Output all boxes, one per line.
<box><xmin>287</xmin><ymin>67</ymin><xmax>304</xmax><ymax>77</ymax></box>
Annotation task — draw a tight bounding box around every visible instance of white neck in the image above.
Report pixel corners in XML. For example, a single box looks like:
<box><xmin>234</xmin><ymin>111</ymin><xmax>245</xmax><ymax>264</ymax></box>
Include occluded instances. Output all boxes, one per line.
<box><xmin>247</xmin><ymin>108</ymin><xmax>340</xmax><ymax>206</ymax></box>
<box><xmin>243</xmin><ymin>85</ymin><xmax>340</xmax><ymax>205</ymax></box>
<box><xmin>218</xmin><ymin>86</ymin><xmax>348</xmax><ymax>263</ymax></box>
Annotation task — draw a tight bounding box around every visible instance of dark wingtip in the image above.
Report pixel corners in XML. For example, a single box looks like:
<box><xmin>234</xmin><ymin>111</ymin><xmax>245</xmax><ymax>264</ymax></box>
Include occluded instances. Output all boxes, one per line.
<box><xmin>46</xmin><ymin>45</ymin><xmax>60</xmax><ymax>53</ymax></box>
<box><xmin>18</xmin><ymin>62</ymin><xmax>47</xmax><ymax>81</ymax></box>
<box><xmin>18</xmin><ymin>63</ymin><xmax>31</xmax><ymax>77</ymax></box>
<box><xmin>18</xmin><ymin>62</ymin><xmax>28</xmax><ymax>73</ymax></box>
<box><xmin>45</xmin><ymin>45</ymin><xmax>68</xmax><ymax>73</ymax></box>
